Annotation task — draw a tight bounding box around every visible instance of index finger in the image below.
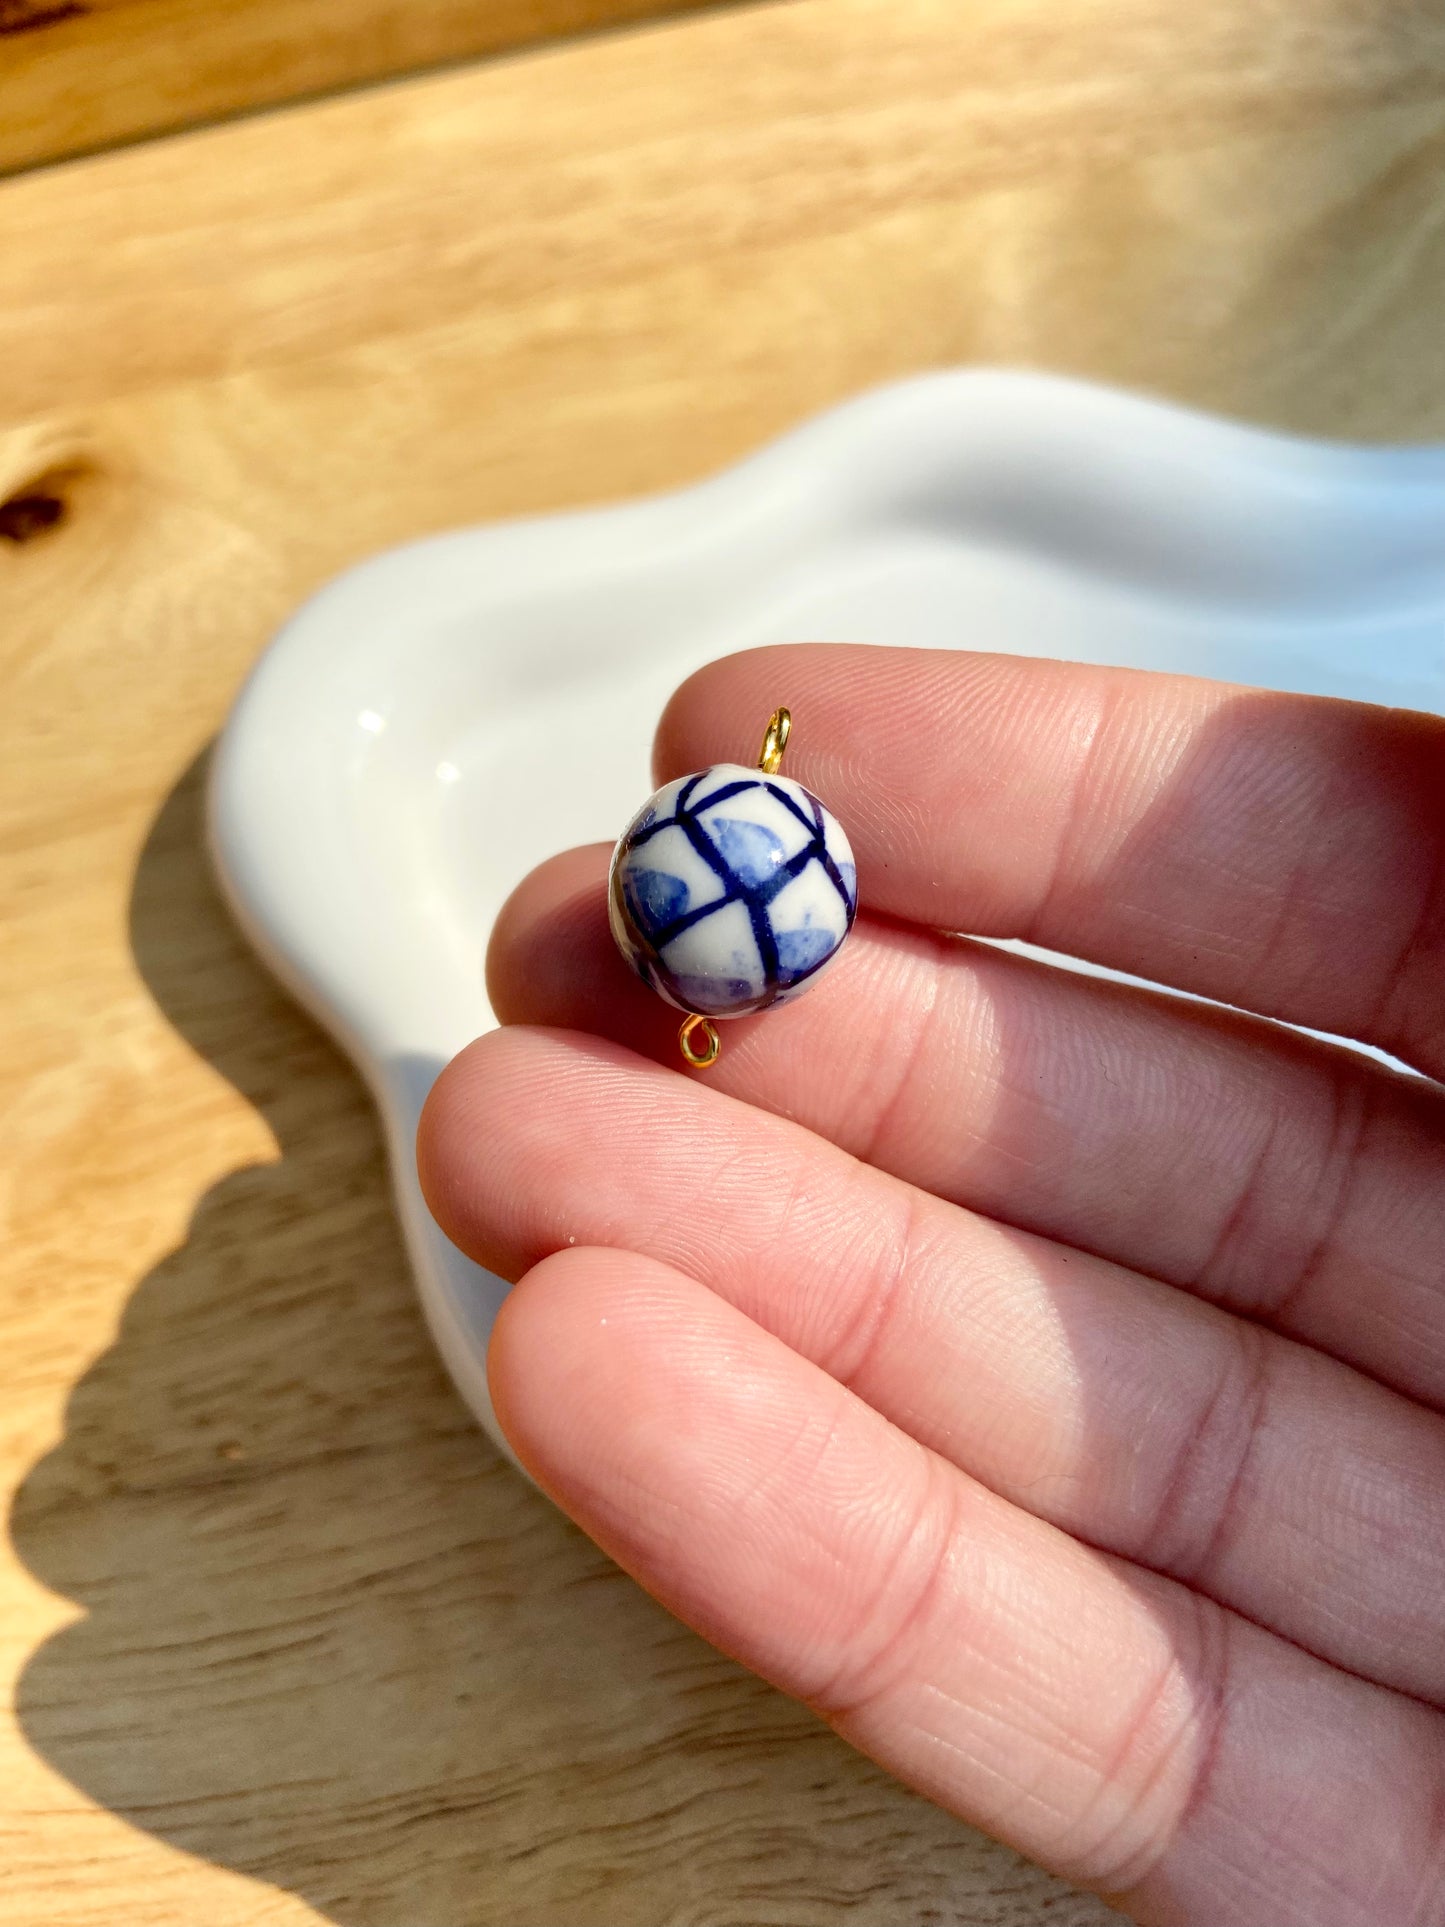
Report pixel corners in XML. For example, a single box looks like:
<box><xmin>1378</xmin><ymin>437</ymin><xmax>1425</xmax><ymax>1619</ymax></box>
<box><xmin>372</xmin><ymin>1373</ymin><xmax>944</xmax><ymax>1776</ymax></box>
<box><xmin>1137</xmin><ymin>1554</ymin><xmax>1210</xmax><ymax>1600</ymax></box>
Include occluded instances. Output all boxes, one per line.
<box><xmin>657</xmin><ymin>645</ymin><xmax>1445</xmax><ymax>1075</ymax></box>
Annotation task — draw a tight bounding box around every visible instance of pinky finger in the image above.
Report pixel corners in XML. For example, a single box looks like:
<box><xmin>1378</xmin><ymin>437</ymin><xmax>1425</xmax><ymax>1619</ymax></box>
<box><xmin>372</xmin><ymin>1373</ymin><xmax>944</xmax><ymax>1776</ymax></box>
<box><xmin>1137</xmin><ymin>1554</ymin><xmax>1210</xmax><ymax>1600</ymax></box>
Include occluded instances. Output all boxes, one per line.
<box><xmin>492</xmin><ymin>1245</ymin><xmax>1445</xmax><ymax>1927</ymax></box>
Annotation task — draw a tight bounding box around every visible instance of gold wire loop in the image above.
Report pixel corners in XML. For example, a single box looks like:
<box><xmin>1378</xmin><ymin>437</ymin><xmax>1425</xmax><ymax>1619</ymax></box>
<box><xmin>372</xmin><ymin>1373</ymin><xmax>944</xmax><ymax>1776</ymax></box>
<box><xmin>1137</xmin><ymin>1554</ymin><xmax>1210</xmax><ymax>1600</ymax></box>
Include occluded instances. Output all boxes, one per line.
<box><xmin>757</xmin><ymin>706</ymin><xmax>791</xmax><ymax>775</ymax></box>
<box><xmin>678</xmin><ymin>1012</ymin><xmax>721</xmax><ymax>1069</ymax></box>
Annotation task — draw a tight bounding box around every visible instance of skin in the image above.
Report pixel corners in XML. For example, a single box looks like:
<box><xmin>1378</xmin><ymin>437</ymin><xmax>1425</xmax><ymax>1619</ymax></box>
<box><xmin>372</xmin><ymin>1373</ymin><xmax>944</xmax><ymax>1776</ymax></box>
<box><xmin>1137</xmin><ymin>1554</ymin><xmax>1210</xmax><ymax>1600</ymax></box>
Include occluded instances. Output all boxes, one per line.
<box><xmin>417</xmin><ymin>644</ymin><xmax>1445</xmax><ymax>1925</ymax></box>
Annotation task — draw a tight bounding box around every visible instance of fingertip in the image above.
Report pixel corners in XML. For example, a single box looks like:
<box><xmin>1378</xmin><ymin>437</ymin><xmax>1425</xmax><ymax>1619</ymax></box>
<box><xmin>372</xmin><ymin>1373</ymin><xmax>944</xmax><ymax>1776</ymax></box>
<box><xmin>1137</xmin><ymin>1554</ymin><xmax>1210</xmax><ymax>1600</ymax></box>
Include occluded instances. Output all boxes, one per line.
<box><xmin>485</xmin><ymin>842</ymin><xmax>705</xmax><ymax>1061</ymax></box>
<box><xmin>484</xmin><ymin>843</ymin><xmax>616</xmax><ymax>1025</ymax></box>
<box><xmin>416</xmin><ymin>1025</ymin><xmax>575</xmax><ymax>1263</ymax></box>
<box><xmin>488</xmin><ymin>1236</ymin><xmax>627</xmax><ymax>1356</ymax></box>
<box><xmin>419</xmin><ymin>1021</ymin><xmax>682</xmax><ymax>1277</ymax></box>
<box><xmin>486</xmin><ymin>1243</ymin><xmax>605</xmax><ymax>1467</ymax></box>
<box><xmin>654</xmin><ymin>644</ymin><xmax>843</xmax><ymax>783</ymax></box>
<box><xmin>415</xmin><ymin>1026</ymin><xmax>513</xmax><ymax>1251</ymax></box>
<box><xmin>486</xmin><ymin>1243</ymin><xmax>692</xmax><ymax>1506</ymax></box>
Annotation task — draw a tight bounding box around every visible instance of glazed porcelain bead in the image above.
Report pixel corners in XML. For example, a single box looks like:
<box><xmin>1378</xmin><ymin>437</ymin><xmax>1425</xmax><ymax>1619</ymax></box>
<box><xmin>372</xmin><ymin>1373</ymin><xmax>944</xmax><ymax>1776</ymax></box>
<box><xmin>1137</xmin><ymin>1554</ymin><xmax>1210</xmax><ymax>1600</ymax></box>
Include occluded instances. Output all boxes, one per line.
<box><xmin>609</xmin><ymin>762</ymin><xmax>858</xmax><ymax>1019</ymax></box>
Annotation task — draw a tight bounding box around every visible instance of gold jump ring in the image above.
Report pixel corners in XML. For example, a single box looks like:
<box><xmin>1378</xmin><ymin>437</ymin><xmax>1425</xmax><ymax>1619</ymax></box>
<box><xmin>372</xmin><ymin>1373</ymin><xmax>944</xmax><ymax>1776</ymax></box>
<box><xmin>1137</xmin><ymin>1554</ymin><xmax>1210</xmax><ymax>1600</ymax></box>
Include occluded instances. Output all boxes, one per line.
<box><xmin>678</xmin><ymin>1012</ymin><xmax>721</xmax><ymax>1069</ymax></box>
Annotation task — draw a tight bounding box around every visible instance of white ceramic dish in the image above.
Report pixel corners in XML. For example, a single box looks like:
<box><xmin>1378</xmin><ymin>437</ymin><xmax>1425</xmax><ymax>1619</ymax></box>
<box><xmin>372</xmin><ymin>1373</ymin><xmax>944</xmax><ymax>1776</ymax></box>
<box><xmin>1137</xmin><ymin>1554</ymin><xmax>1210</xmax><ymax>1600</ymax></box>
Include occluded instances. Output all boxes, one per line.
<box><xmin>208</xmin><ymin>369</ymin><xmax>1445</xmax><ymax>1456</ymax></box>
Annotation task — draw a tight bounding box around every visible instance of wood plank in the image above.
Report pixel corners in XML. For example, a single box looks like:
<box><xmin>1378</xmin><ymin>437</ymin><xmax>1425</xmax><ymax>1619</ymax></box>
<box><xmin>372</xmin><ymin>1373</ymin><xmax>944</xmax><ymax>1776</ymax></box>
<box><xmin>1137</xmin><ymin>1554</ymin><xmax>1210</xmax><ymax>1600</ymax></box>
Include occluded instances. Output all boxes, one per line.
<box><xmin>5</xmin><ymin>0</ymin><xmax>1445</xmax><ymax>1921</ymax></box>
<box><xmin>0</xmin><ymin>0</ymin><xmax>728</xmax><ymax>177</ymax></box>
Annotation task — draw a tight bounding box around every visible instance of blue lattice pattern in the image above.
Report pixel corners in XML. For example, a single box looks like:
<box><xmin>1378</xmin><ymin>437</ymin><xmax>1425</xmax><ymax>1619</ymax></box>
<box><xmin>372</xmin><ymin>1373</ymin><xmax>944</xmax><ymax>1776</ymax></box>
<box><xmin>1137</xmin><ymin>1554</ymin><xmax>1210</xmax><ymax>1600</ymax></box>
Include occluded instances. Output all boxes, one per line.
<box><xmin>609</xmin><ymin>763</ymin><xmax>858</xmax><ymax>1018</ymax></box>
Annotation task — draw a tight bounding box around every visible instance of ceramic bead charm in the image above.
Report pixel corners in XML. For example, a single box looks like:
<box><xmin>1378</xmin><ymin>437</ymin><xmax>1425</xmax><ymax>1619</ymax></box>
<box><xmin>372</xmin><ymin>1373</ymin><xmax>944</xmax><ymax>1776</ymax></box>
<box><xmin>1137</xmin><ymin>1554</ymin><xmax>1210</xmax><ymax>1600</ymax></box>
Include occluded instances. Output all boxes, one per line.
<box><xmin>609</xmin><ymin>709</ymin><xmax>858</xmax><ymax>1067</ymax></box>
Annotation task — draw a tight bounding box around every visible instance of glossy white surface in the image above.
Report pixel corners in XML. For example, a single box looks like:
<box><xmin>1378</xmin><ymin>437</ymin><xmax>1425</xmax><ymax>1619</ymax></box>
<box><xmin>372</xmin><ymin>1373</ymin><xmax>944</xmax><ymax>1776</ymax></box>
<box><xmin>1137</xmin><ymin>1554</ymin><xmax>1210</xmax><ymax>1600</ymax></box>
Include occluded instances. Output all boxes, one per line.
<box><xmin>208</xmin><ymin>369</ymin><xmax>1445</xmax><ymax>1456</ymax></box>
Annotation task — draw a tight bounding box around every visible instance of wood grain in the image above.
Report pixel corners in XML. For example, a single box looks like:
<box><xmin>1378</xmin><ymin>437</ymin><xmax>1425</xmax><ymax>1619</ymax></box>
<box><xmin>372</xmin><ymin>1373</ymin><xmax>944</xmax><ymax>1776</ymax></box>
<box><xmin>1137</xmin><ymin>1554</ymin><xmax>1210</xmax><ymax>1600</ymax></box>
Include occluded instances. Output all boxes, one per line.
<box><xmin>5</xmin><ymin>0</ymin><xmax>1445</xmax><ymax>1921</ymax></box>
<box><xmin>0</xmin><ymin>0</ymin><xmax>728</xmax><ymax>178</ymax></box>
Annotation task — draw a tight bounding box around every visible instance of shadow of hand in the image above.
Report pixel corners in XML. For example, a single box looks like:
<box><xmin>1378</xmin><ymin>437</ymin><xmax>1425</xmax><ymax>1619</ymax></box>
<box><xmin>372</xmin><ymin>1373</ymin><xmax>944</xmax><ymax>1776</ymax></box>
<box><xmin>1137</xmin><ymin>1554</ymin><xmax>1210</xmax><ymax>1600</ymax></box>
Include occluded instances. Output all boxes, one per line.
<box><xmin>9</xmin><ymin>756</ymin><xmax>1048</xmax><ymax>1926</ymax></box>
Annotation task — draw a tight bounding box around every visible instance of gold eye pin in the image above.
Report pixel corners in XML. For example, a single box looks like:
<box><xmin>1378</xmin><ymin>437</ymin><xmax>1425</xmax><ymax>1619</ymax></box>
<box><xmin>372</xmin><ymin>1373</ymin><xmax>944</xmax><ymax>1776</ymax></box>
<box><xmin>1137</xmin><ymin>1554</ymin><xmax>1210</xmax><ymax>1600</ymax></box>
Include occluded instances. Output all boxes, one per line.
<box><xmin>757</xmin><ymin>704</ymin><xmax>791</xmax><ymax>776</ymax></box>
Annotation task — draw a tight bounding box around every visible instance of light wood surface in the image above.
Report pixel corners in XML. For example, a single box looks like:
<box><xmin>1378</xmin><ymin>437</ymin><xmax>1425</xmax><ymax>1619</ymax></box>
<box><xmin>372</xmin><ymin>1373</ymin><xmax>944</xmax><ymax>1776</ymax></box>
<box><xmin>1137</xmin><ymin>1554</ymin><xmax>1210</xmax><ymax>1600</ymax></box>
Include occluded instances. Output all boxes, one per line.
<box><xmin>0</xmin><ymin>0</ymin><xmax>723</xmax><ymax>177</ymax></box>
<box><xmin>6</xmin><ymin>1</ymin><xmax>1445</xmax><ymax>1921</ymax></box>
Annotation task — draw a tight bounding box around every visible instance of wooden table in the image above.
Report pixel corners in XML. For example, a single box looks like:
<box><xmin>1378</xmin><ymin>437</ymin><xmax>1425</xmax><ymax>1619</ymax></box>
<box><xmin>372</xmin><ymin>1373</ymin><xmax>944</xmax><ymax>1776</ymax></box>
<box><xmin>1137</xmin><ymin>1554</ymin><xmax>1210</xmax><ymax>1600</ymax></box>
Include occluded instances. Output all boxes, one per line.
<box><xmin>5</xmin><ymin>2</ymin><xmax>1445</xmax><ymax>1920</ymax></box>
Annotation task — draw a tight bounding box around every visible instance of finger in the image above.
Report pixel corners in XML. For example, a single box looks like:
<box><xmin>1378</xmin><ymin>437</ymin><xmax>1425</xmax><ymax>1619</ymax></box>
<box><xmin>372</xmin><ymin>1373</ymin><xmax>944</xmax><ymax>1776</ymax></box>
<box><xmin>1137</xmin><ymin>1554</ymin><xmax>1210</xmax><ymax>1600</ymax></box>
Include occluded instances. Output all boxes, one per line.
<box><xmin>654</xmin><ymin>644</ymin><xmax>1445</xmax><ymax>1077</ymax></box>
<box><xmin>421</xmin><ymin>1025</ymin><xmax>1445</xmax><ymax>1706</ymax></box>
<box><xmin>485</xmin><ymin>846</ymin><xmax>1445</xmax><ymax>1412</ymax></box>
<box><xmin>492</xmin><ymin>1243</ymin><xmax>1445</xmax><ymax>1925</ymax></box>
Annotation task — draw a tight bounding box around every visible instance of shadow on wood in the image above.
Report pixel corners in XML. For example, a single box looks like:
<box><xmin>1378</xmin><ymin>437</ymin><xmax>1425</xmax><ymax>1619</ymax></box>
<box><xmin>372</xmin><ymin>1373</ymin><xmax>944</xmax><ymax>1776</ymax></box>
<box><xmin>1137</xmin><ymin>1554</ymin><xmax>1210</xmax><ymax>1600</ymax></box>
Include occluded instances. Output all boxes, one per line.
<box><xmin>7</xmin><ymin>754</ymin><xmax>1054</xmax><ymax>1924</ymax></box>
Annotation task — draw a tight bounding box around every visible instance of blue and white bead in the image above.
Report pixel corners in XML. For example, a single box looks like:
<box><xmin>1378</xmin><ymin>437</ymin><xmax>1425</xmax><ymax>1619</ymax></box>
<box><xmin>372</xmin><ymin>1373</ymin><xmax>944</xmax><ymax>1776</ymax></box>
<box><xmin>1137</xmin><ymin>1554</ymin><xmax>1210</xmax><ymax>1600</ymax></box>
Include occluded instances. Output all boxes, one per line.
<box><xmin>609</xmin><ymin>763</ymin><xmax>858</xmax><ymax>1018</ymax></box>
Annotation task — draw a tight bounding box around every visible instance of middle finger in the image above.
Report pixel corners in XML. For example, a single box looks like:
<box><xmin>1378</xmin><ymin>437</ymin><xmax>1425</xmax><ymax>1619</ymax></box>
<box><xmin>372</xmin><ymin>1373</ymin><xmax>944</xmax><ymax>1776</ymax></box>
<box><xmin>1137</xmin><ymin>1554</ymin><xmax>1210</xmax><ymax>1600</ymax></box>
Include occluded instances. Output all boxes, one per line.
<box><xmin>487</xmin><ymin>843</ymin><xmax>1445</xmax><ymax>1412</ymax></box>
<box><xmin>421</xmin><ymin>1023</ymin><xmax>1445</xmax><ymax>1708</ymax></box>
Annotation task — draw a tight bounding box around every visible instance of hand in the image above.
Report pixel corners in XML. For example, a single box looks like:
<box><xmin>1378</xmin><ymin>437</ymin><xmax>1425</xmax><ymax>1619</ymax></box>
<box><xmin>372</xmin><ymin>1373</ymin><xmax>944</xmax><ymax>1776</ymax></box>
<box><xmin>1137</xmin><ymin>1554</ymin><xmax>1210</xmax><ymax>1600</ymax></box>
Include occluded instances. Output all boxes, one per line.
<box><xmin>418</xmin><ymin>644</ymin><xmax>1445</xmax><ymax>1926</ymax></box>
